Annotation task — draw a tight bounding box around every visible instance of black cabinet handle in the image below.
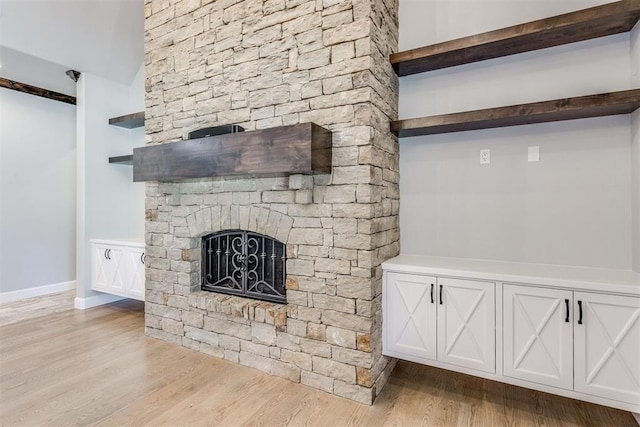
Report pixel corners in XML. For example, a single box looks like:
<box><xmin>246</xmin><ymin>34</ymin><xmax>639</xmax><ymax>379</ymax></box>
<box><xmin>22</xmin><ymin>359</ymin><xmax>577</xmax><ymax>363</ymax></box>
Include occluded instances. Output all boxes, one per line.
<box><xmin>430</xmin><ymin>283</ymin><xmax>434</xmax><ymax>304</ymax></box>
<box><xmin>107</xmin><ymin>249</ymin><xmax>111</xmax><ymax>260</ymax></box>
<box><xmin>439</xmin><ymin>284</ymin><xmax>443</xmax><ymax>305</ymax></box>
<box><xmin>565</xmin><ymin>299</ymin><xmax>570</xmax><ymax>323</ymax></box>
<box><xmin>104</xmin><ymin>249</ymin><xmax>109</xmax><ymax>259</ymax></box>
<box><xmin>577</xmin><ymin>300</ymin><xmax>583</xmax><ymax>325</ymax></box>
<box><xmin>141</xmin><ymin>252</ymin><xmax>145</xmax><ymax>265</ymax></box>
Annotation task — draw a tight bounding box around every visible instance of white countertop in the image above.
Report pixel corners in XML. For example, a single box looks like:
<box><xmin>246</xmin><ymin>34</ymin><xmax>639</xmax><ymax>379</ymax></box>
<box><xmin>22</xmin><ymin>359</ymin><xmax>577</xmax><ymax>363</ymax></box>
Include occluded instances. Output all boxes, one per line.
<box><xmin>382</xmin><ymin>254</ymin><xmax>640</xmax><ymax>296</ymax></box>
<box><xmin>90</xmin><ymin>237</ymin><xmax>145</xmax><ymax>246</ymax></box>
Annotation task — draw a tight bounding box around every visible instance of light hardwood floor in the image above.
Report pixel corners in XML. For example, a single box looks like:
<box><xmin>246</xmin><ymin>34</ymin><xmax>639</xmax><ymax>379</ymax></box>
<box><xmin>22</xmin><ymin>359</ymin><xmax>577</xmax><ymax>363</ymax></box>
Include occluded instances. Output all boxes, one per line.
<box><xmin>0</xmin><ymin>290</ymin><xmax>75</xmax><ymax>326</ymax></box>
<box><xmin>0</xmin><ymin>298</ymin><xmax>636</xmax><ymax>427</ymax></box>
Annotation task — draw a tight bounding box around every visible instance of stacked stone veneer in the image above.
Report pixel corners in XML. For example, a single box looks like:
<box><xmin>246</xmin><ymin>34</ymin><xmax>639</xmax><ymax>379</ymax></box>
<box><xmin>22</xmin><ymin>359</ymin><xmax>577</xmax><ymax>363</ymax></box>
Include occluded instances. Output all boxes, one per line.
<box><xmin>143</xmin><ymin>0</ymin><xmax>399</xmax><ymax>404</ymax></box>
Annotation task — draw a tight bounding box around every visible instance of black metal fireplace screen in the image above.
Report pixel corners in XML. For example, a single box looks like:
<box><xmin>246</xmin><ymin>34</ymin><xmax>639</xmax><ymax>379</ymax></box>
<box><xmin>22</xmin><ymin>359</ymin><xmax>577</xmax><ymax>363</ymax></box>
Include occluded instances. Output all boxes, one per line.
<box><xmin>201</xmin><ymin>230</ymin><xmax>286</xmax><ymax>303</ymax></box>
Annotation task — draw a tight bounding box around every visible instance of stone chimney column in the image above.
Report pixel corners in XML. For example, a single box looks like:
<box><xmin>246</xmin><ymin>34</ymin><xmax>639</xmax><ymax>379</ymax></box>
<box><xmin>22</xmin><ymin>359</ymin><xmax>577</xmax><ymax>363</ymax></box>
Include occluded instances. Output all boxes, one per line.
<box><xmin>144</xmin><ymin>0</ymin><xmax>399</xmax><ymax>404</ymax></box>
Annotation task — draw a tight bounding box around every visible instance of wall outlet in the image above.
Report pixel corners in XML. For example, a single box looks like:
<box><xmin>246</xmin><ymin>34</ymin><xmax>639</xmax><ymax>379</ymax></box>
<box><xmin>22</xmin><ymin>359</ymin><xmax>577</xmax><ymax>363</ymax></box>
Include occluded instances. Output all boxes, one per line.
<box><xmin>480</xmin><ymin>149</ymin><xmax>490</xmax><ymax>164</ymax></box>
<box><xmin>528</xmin><ymin>146</ymin><xmax>540</xmax><ymax>162</ymax></box>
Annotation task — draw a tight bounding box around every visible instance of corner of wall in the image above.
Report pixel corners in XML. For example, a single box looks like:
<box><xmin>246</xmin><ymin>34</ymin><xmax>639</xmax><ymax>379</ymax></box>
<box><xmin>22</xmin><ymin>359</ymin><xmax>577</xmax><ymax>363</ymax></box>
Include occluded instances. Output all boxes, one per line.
<box><xmin>631</xmin><ymin>23</ymin><xmax>639</xmax><ymax>273</ymax></box>
<box><xmin>632</xmin><ymin>109</ymin><xmax>639</xmax><ymax>274</ymax></box>
<box><xmin>76</xmin><ymin>74</ymin><xmax>88</xmax><ymax>300</ymax></box>
<box><xmin>75</xmin><ymin>72</ymin><xmax>146</xmax><ymax>307</ymax></box>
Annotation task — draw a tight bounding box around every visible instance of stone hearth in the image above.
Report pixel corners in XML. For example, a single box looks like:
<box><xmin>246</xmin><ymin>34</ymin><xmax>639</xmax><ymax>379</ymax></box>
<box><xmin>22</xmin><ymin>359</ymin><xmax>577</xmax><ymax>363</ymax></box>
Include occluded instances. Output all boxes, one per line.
<box><xmin>143</xmin><ymin>0</ymin><xmax>399</xmax><ymax>404</ymax></box>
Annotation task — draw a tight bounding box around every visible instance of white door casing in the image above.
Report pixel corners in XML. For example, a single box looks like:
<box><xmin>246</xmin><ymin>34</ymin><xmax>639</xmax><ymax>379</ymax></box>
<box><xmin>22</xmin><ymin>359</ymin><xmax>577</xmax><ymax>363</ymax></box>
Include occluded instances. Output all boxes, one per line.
<box><xmin>574</xmin><ymin>292</ymin><xmax>640</xmax><ymax>406</ymax></box>
<box><xmin>384</xmin><ymin>272</ymin><xmax>437</xmax><ymax>362</ymax></box>
<box><xmin>437</xmin><ymin>277</ymin><xmax>495</xmax><ymax>373</ymax></box>
<box><xmin>503</xmin><ymin>284</ymin><xmax>573</xmax><ymax>390</ymax></box>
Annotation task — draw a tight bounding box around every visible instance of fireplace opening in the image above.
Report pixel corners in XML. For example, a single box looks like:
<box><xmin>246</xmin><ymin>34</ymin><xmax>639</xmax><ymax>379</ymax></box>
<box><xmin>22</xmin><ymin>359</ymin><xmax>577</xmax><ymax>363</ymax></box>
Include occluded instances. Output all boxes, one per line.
<box><xmin>201</xmin><ymin>230</ymin><xmax>287</xmax><ymax>303</ymax></box>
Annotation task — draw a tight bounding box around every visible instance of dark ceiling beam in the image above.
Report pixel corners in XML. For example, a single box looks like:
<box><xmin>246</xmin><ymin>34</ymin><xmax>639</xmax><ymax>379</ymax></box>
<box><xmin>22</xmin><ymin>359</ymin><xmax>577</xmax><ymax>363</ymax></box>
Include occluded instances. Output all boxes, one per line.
<box><xmin>0</xmin><ymin>77</ymin><xmax>76</xmax><ymax>105</ymax></box>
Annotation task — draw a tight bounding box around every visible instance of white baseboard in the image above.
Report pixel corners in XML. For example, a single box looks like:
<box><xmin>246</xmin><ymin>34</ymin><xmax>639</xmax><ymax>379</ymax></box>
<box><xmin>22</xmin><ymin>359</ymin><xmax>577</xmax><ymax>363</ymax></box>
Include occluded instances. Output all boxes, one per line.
<box><xmin>74</xmin><ymin>293</ymin><xmax>126</xmax><ymax>309</ymax></box>
<box><xmin>0</xmin><ymin>280</ymin><xmax>76</xmax><ymax>304</ymax></box>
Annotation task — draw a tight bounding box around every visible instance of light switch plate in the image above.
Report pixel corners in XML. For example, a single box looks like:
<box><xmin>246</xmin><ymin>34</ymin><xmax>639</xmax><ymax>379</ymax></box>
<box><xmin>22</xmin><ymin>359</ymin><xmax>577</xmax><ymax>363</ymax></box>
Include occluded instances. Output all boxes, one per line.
<box><xmin>528</xmin><ymin>146</ymin><xmax>540</xmax><ymax>162</ymax></box>
<box><xmin>480</xmin><ymin>149</ymin><xmax>490</xmax><ymax>164</ymax></box>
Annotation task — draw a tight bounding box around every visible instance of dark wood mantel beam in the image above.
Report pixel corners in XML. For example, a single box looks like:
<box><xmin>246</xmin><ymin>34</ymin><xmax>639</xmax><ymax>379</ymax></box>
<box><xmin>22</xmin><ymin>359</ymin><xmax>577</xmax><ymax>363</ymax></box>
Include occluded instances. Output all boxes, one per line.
<box><xmin>0</xmin><ymin>77</ymin><xmax>76</xmax><ymax>105</ymax></box>
<box><xmin>133</xmin><ymin>123</ymin><xmax>333</xmax><ymax>182</ymax></box>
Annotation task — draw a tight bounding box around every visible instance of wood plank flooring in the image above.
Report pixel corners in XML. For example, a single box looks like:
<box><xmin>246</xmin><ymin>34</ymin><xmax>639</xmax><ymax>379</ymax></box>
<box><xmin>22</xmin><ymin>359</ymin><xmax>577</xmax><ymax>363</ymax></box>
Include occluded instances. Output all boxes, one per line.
<box><xmin>0</xmin><ymin>299</ymin><xmax>636</xmax><ymax>426</ymax></box>
<box><xmin>0</xmin><ymin>290</ymin><xmax>75</xmax><ymax>326</ymax></box>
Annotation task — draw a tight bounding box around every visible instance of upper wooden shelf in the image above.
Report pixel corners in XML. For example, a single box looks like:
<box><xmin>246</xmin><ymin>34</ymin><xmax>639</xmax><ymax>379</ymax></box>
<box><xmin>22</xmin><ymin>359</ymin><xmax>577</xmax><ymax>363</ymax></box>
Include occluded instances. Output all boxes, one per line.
<box><xmin>391</xmin><ymin>0</ymin><xmax>640</xmax><ymax>76</ymax></box>
<box><xmin>109</xmin><ymin>112</ymin><xmax>145</xmax><ymax>129</ymax></box>
<box><xmin>391</xmin><ymin>89</ymin><xmax>640</xmax><ymax>137</ymax></box>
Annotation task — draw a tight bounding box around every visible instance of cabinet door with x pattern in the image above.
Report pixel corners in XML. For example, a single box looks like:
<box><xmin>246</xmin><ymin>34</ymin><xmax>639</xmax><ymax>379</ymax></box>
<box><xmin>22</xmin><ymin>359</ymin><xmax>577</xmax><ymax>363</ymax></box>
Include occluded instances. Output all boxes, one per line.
<box><xmin>92</xmin><ymin>243</ymin><xmax>126</xmax><ymax>294</ymax></box>
<box><xmin>574</xmin><ymin>292</ymin><xmax>640</xmax><ymax>405</ymax></box>
<box><xmin>437</xmin><ymin>277</ymin><xmax>495</xmax><ymax>373</ymax></box>
<box><xmin>384</xmin><ymin>272</ymin><xmax>437</xmax><ymax>363</ymax></box>
<box><xmin>503</xmin><ymin>284</ymin><xmax>573</xmax><ymax>390</ymax></box>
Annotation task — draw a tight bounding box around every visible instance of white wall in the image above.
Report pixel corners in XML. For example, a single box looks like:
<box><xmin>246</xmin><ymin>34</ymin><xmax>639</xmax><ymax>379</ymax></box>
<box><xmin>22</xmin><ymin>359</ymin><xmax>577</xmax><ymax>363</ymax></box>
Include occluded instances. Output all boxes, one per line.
<box><xmin>128</xmin><ymin>64</ymin><xmax>146</xmax><ymax>239</ymax></box>
<box><xmin>0</xmin><ymin>89</ymin><xmax>76</xmax><ymax>294</ymax></box>
<box><xmin>0</xmin><ymin>46</ymin><xmax>77</xmax><ymax>96</ymax></box>
<box><xmin>75</xmin><ymin>64</ymin><xmax>145</xmax><ymax>306</ymax></box>
<box><xmin>398</xmin><ymin>0</ymin><xmax>635</xmax><ymax>270</ymax></box>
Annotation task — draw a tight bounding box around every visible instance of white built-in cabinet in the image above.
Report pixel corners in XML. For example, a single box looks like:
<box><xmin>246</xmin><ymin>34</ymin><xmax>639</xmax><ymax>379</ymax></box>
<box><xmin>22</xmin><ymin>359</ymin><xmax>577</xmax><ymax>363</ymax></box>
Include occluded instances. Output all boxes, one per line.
<box><xmin>385</xmin><ymin>273</ymin><xmax>495</xmax><ymax>373</ymax></box>
<box><xmin>91</xmin><ymin>239</ymin><xmax>145</xmax><ymax>301</ymax></box>
<box><xmin>503</xmin><ymin>285</ymin><xmax>640</xmax><ymax>409</ymax></box>
<box><xmin>383</xmin><ymin>256</ymin><xmax>640</xmax><ymax>415</ymax></box>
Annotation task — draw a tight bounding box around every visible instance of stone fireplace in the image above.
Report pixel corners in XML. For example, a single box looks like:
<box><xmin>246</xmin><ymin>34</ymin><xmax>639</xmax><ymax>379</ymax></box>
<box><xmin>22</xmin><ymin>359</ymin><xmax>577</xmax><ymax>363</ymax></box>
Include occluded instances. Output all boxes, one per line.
<box><xmin>143</xmin><ymin>0</ymin><xmax>399</xmax><ymax>404</ymax></box>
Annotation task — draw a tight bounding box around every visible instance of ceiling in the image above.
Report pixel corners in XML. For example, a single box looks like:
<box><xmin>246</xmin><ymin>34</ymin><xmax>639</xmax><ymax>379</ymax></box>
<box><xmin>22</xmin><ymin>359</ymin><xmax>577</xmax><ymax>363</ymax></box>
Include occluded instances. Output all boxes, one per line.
<box><xmin>0</xmin><ymin>0</ymin><xmax>144</xmax><ymax>94</ymax></box>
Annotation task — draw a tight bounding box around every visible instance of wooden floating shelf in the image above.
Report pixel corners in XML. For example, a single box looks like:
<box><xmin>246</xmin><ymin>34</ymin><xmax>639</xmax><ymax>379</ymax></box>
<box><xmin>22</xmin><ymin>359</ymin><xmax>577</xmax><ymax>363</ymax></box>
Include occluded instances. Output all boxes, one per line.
<box><xmin>109</xmin><ymin>112</ymin><xmax>145</xmax><ymax>129</ymax></box>
<box><xmin>391</xmin><ymin>0</ymin><xmax>640</xmax><ymax>76</ymax></box>
<box><xmin>108</xmin><ymin>155</ymin><xmax>133</xmax><ymax>165</ymax></box>
<box><xmin>133</xmin><ymin>122</ymin><xmax>332</xmax><ymax>182</ymax></box>
<box><xmin>391</xmin><ymin>89</ymin><xmax>640</xmax><ymax>137</ymax></box>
